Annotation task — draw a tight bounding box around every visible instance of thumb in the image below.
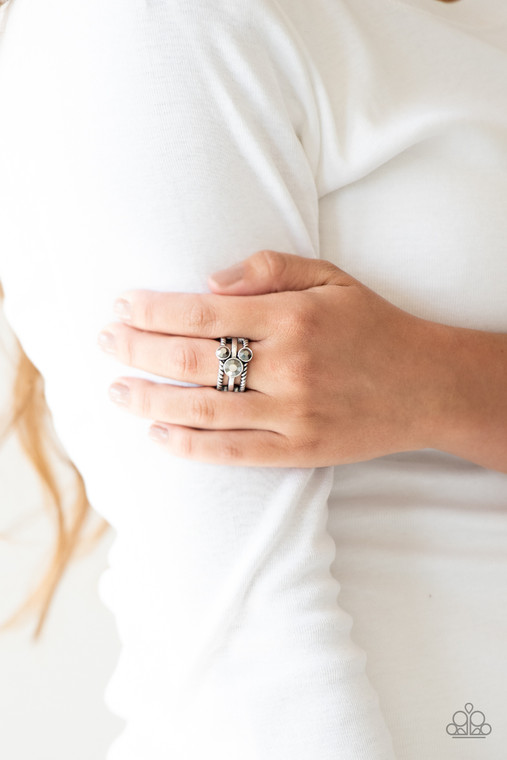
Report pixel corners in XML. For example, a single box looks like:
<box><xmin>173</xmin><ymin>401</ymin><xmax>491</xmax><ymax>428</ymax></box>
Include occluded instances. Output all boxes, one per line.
<box><xmin>208</xmin><ymin>249</ymin><xmax>352</xmax><ymax>295</ymax></box>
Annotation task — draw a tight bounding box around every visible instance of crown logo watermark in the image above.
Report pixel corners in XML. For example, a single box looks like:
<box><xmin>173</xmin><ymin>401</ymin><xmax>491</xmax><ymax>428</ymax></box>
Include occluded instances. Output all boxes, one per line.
<box><xmin>446</xmin><ymin>702</ymin><xmax>492</xmax><ymax>738</ymax></box>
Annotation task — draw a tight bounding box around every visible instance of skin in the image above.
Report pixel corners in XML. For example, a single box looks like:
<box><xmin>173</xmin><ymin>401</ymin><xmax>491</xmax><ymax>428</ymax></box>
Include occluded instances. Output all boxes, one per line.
<box><xmin>97</xmin><ymin>249</ymin><xmax>507</xmax><ymax>473</ymax></box>
<box><xmin>97</xmin><ymin>0</ymin><xmax>485</xmax><ymax>470</ymax></box>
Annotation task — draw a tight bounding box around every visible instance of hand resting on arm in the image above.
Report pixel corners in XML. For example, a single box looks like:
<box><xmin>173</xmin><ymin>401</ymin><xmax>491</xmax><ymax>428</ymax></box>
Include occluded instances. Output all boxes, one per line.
<box><xmin>98</xmin><ymin>249</ymin><xmax>507</xmax><ymax>474</ymax></box>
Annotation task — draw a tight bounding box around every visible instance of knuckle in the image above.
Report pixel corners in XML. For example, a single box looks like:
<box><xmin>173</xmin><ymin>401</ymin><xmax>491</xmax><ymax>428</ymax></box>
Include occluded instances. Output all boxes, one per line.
<box><xmin>190</xmin><ymin>393</ymin><xmax>215</xmax><ymax>426</ymax></box>
<box><xmin>286</xmin><ymin>291</ymin><xmax>319</xmax><ymax>339</ymax></box>
<box><xmin>176</xmin><ymin>429</ymin><xmax>194</xmax><ymax>458</ymax></box>
<box><xmin>173</xmin><ymin>342</ymin><xmax>199</xmax><ymax>377</ymax></box>
<box><xmin>221</xmin><ymin>438</ymin><xmax>242</xmax><ymax>462</ymax></box>
<box><xmin>142</xmin><ymin>298</ymin><xmax>157</xmax><ymax>327</ymax></box>
<box><xmin>284</xmin><ymin>392</ymin><xmax>310</xmax><ymax>422</ymax></box>
<box><xmin>281</xmin><ymin>342</ymin><xmax>314</xmax><ymax>398</ymax></box>
<box><xmin>140</xmin><ymin>296</ymin><xmax>157</xmax><ymax>328</ymax></box>
<box><xmin>293</xmin><ymin>427</ymin><xmax>320</xmax><ymax>457</ymax></box>
<box><xmin>184</xmin><ymin>301</ymin><xmax>217</xmax><ymax>333</ymax></box>
<box><xmin>137</xmin><ymin>383</ymin><xmax>153</xmax><ymax>417</ymax></box>
<box><xmin>284</xmin><ymin>385</ymin><xmax>317</xmax><ymax>426</ymax></box>
<box><xmin>318</xmin><ymin>259</ymin><xmax>341</xmax><ymax>284</ymax></box>
<box><xmin>251</xmin><ymin>249</ymin><xmax>288</xmax><ymax>282</ymax></box>
<box><xmin>122</xmin><ymin>330</ymin><xmax>137</xmax><ymax>366</ymax></box>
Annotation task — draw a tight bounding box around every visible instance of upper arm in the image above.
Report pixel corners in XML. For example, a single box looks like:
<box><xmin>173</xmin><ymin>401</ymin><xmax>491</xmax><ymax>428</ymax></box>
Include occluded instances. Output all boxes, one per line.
<box><xmin>0</xmin><ymin>1</ymin><xmax>396</xmax><ymax>757</ymax></box>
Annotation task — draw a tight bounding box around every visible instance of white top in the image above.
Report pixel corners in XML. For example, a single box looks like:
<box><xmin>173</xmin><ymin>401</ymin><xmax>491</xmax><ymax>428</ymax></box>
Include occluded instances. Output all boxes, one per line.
<box><xmin>1</xmin><ymin>0</ymin><xmax>507</xmax><ymax>757</ymax></box>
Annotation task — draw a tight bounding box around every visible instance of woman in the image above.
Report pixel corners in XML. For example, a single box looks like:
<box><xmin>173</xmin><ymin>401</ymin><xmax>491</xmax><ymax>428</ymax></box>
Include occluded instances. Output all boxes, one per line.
<box><xmin>0</xmin><ymin>0</ymin><xmax>506</xmax><ymax>758</ymax></box>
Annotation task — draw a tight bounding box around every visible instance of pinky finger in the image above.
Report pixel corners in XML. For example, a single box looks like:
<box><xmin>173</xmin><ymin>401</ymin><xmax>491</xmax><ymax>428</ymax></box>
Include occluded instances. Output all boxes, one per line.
<box><xmin>148</xmin><ymin>423</ymin><xmax>288</xmax><ymax>467</ymax></box>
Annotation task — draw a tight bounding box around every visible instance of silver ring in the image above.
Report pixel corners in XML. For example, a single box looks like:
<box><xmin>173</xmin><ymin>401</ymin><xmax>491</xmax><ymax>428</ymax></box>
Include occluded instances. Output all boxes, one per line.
<box><xmin>215</xmin><ymin>337</ymin><xmax>253</xmax><ymax>391</ymax></box>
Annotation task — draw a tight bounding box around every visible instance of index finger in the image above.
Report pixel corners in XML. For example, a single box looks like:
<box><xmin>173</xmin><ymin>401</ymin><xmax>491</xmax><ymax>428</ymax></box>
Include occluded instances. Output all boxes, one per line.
<box><xmin>112</xmin><ymin>289</ymin><xmax>288</xmax><ymax>340</ymax></box>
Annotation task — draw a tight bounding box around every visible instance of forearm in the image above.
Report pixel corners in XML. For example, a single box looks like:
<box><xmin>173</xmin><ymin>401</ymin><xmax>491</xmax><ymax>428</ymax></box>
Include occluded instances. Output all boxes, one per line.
<box><xmin>419</xmin><ymin>319</ymin><xmax>507</xmax><ymax>473</ymax></box>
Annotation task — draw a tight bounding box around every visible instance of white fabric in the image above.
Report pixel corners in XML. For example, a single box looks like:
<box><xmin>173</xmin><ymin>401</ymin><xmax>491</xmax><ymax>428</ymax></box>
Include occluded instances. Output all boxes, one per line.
<box><xmin>1</xmin><ymin>0</ymin><xmax>507</xmax><ymax>757</ymax></box>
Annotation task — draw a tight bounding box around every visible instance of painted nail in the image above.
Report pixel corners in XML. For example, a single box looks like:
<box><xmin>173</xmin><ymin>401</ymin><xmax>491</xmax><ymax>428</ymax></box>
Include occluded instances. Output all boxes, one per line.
<box><xmin>98</xmin><ymin>331</ymin><xmax>116</xmax><ymax>353</ymax></box>
<box><xmin>113</xmin><ymin>298</ymin><xmax>132</xmax><ymax>322</ymax></box>
<box><xmin>149</xmin><ymin>425</ymin><xmax>169</xmax><ymax>442</ymax></box>
<box><xmin>108</xmin><ymin>383</ymin><xmax>130</xmax><ymax>405</ymax></box>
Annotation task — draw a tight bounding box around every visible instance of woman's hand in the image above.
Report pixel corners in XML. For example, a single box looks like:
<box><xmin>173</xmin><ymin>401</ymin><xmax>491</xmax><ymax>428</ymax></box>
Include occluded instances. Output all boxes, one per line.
<box><xmin>97</xmin><ymin>249</ymin><xmax>450</xmax><ymax>468</ymax></box>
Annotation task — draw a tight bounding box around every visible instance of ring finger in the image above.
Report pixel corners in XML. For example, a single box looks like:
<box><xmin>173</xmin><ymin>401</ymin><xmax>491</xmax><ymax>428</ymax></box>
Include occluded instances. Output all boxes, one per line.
<box><xmin>98</xmin><ymin>322</ymin><xmax>268</xmax><ymax>391</ymax></box>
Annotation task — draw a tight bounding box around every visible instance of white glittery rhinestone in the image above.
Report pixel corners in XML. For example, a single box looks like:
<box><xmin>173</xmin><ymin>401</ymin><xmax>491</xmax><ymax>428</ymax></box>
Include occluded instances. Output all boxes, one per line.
<box><xmin>224</xmin><ymin>358</ymin><xmax>243</xmax><ymax>377</ymax></box>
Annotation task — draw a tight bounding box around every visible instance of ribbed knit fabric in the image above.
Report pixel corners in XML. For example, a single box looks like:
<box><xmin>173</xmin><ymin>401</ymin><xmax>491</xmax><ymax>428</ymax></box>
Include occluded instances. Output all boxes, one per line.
<box><xmin>1</xmin><ymin>1</ymin><xmax>506</xmax><ymax>757</ymax></box>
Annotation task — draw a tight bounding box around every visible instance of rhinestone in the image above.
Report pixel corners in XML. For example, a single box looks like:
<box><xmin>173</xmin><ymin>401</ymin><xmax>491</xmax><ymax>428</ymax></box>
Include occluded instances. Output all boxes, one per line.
<box><xmin>216</xmin><ymin>345</ymin><xmax>230</xmax><ymax>360</ymax></box>
<box><xmin>238</xmin><ymin>347</ymin><xmax>253</xmax><ymax>362</ymax></box>
<box><xmin>224</xmin><ymin>358</ymin><xmax>243</xmax><ymax>378</ymax></box>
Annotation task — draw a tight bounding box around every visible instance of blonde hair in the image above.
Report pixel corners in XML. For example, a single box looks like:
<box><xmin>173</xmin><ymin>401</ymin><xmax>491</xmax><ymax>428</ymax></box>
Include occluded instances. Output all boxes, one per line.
<box><xmin>0</xmin><ymin>280</ymin><xmax>111</xmax><ymax>641</ymax></box>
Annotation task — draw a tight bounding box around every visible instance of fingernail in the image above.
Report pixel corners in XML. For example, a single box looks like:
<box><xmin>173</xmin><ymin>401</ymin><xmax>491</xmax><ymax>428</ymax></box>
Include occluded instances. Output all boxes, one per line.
<box><xmin>149</xmin><ymin>425</ymin><xmax>169</xmax><ymax>442</ymax></box>
<box><xmin>210</xmin><ymin>263</ymin><xmax>244</xmax><ymax>287</ymax></box>
<box><xmin>113</xmin><ymin>298</ymin><xmax>132</xmax><ymax>322</ymax></box>
<box><xmin>108</xmin><ymin>382</ymin><xmax>130</xmax><ymax>405</ymax></box>
<box><xmin>98</xmin><ymin>331</ymin><xmax>116</xmax><ymax>353</ymax></box>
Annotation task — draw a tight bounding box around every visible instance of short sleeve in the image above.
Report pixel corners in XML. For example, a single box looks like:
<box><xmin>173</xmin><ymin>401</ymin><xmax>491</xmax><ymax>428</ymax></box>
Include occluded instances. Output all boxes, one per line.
<box><xmin>0</xmin><ymin>1</ymin><xmax>396</xmax><ymax>758</ymax></box>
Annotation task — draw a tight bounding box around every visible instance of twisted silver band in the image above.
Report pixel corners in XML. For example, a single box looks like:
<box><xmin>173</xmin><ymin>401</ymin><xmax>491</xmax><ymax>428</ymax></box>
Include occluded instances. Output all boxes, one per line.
<box><xmin>215</xmin><ymin>337</ymin><xmax>253</xmax><ymax>391</ymax></box>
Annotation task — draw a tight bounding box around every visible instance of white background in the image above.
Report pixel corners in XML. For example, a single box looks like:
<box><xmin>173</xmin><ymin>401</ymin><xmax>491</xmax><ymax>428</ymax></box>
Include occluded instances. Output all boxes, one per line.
<box><xmin>0</xmin><ymin>302</ymin><xmax>124</xmax><ymax>760</ymax></box>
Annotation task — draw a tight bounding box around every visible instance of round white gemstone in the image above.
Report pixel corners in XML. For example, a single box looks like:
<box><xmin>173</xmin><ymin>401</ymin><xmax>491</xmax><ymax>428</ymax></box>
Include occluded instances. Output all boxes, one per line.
<box><xmin>224</xmin><ymin>358</ymin><xmax>243</xmax><ymax>377</ymax></box>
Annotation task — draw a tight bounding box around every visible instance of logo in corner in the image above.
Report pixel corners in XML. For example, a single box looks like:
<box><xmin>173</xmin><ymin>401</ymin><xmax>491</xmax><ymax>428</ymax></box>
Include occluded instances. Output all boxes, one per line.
<box><xmin>446</xmin><ymin>702</ymin><xmax>492</xmax><ymax>738</ymax></box>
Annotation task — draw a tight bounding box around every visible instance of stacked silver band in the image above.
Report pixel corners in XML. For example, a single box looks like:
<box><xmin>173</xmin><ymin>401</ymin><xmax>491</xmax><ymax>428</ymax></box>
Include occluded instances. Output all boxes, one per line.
<box><xmin>215</xmin><ymin>337</ymin><xmax>253</xmax><ymax>391</ymax></box>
